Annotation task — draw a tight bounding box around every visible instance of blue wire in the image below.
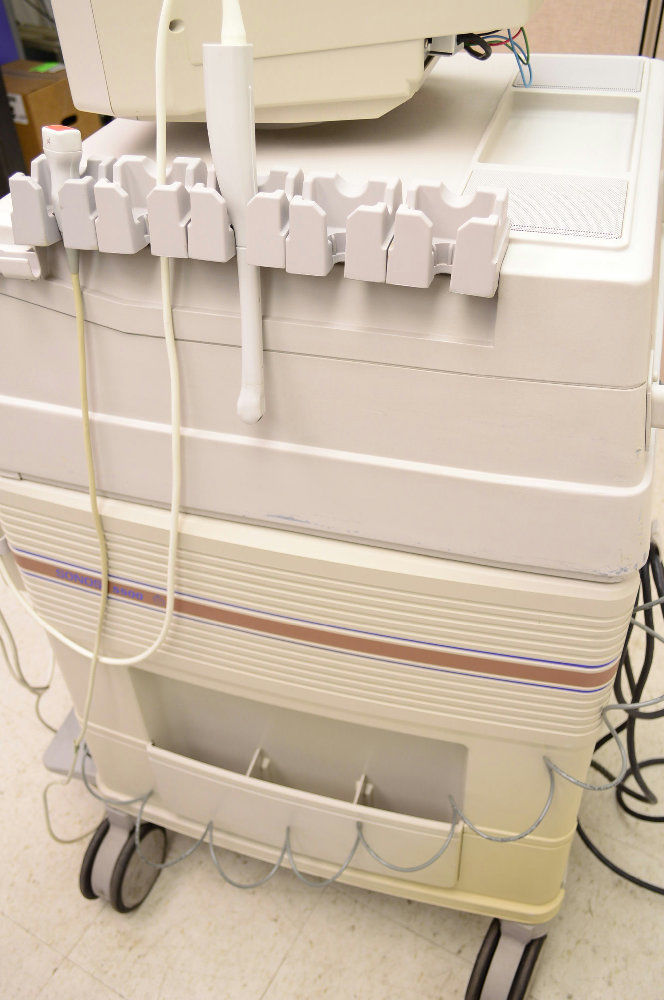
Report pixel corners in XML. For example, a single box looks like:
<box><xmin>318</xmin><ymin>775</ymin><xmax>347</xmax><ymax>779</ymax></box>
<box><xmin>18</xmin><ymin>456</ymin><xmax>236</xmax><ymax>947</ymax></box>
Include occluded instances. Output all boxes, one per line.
<box><xmin>507</xmin><ymin>28</ymin><xmax>531</xmax><ymax>87</ymax></box>
<box><xmin>483</xmin><ymin>30</ymin><xmax>532</xmax><ymax>87</ymax></box>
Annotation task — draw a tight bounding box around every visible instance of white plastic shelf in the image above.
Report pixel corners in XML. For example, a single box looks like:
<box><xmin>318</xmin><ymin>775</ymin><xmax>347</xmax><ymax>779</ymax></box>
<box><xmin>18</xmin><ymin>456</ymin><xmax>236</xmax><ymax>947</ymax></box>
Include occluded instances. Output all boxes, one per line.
<box><xmin>247</xmin><ymin>171</ymin><xmax>509</xmax><ymax>296</ymax></box>
<box><xmin>9</xmin><ymin>153</ymin><xmax>236</xmax><ymax>262</ymax></box>
<box><xmin>9</xmin><ymin>155</ymin><xmax>509</xmax><ymax>297</ymax></box>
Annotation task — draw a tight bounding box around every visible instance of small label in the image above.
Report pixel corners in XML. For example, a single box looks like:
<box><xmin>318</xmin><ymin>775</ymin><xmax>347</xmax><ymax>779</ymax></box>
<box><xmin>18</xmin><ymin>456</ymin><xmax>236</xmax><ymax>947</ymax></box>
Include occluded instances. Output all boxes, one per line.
<box><xmin>29</xmin><ymin>61</ymin><xmax>65</xmax><ymax>73</ymax></box>
<box><xmin>6</xmin><ymin>92</ymin><xmax>28</xmax><ymax>125</ymax></box>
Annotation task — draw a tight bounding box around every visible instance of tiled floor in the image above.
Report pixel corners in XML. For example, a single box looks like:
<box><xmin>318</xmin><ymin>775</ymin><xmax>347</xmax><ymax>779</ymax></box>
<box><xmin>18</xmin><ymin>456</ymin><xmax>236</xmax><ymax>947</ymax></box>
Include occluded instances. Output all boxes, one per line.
<box><xmin>3</xmin><ymin>447</ymin><xmax>664</xmax><ymax>999</ymax></box>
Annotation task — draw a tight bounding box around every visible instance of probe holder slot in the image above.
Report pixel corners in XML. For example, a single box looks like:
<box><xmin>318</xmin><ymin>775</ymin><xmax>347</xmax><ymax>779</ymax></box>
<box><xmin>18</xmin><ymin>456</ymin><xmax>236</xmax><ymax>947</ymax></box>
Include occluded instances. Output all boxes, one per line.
<box><xmin>9</xmin><ymin>152</ymin><xmax>237</xmax><ymax>261</ymax></box>
<box><xmin>387</xmin><ymin>183</ymin><xmax>510</xmax><ymax>296</ymax></box>
<box><xmin>246</xmin><ymin>172</ymin><xmax>402</xmax><ymax>281</ymax></box>
<box><xmin>9</xmin><ymin>155</ymin><xmax>61</xmax><ymax>247</ymax></box>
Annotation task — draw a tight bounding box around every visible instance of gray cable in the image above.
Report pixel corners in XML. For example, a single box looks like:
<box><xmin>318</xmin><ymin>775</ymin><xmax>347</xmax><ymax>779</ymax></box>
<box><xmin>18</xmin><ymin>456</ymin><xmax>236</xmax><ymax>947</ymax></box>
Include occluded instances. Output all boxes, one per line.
<box><xmin>546</xmin><ymin>688</ymin><xmax>664</xmax><ymax>792</ymax></box>
<box><xmin>633</xmin><ymin>593</ymin><xmax>664</xmax><ymax>614</ymax></box>
<box><xmin>82</xmin><ymin>757</ymin><xmax>213</xmax><ymax>870</ymax></box>
<box><xmin>451</xmin><ymin>762</ymin><xmax>556</xmax><ymax>843</ymax></box>
<box><xmin>629</xmin><ymin>617</ymin><xmax>664</xmax><ymax>644</ymax></box>
<box><xmin>83</xmin><ymin>750</ymin><xmax>289</xmax><ymax>883</ymax></box>
<box><xmin>0</xmin><ymin>612</ymin><xmax>23</xmax><ymax>685</ymax></box>
<box><xmin>356</xmin><ymin>817</ymin><xmax>458</xmax><ymax>872</ymax></box>
<box><xmin>208</xmin><ymin>827</ymin><xmax>288</xmax><ymax>889</ymax></box>
<box><xmin>544</xmin><ymin>706</ymin><xmax>628</xmax><ymax>793</ymax></box>
<box><xmin>77</xmin><ymin>688</ymin><xmax>658</xmax><ymax>879</ymax></box>
<box><xmin>135</xmin><ymin>791</ymin><xmax>212</xmax><ymax>869</ymax></box>
<box><xmin>0</xmin><ymin>603</ymin><xmax>56</xmax><ymax>733</ymax></box>
<box><xmin>81</xmin><ymin>747</ymin><xmax>149</xmax><ymax>807</ymax></box>
<box><xmin>0</xmin><ymin>602</ymin><xmax>48</xmax><ymax>692</ymax></box>
<box><xmin>34</xmin><ymin>687</ymin><xmax>57</xmax><ymax>733</ymax></box>
<box><xmin>284</xmin><ymin>825</ymin><xmax>361</xmax><ymax>887</ymax></box>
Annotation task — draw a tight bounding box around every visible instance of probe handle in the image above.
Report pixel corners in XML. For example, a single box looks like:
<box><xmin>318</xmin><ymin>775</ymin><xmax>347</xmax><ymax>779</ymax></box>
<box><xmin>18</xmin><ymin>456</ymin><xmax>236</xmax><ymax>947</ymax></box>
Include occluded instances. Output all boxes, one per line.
<box><xmin>203</xmin><ymin>40</ymin><xmax>265</xmax><ymax>424</ymax></box>
<box><xmin>42</xmin><ymin>124</ymin><xmax>83</xmax><ymax>227</ymax></box>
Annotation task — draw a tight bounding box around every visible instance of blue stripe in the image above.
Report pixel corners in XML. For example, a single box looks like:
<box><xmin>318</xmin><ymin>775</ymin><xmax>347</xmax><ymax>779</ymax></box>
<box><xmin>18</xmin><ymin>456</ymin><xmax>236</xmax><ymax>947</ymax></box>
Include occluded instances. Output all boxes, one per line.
<box><xmin>20</xmin><ymin>569</ymin><xmax>613</xmax><ymax>695</ymax></box>
<box><xmin>14</xmin><ymin>544</ymin><xmax>618</xmax><ymax>672</ymax></box>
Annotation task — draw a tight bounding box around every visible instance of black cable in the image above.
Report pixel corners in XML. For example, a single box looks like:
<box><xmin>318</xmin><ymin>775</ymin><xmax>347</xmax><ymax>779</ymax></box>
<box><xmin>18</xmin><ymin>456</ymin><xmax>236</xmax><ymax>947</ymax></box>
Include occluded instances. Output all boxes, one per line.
<box><xmin>623</xmin><ymin>648</ymin><xmax>637</xmax><ymax>699</ymax></box>
<box><xmin>625</xmin><ymin>566</ymin><xmax>657</xmax><ymax>803</ymax></box>
<box><xmin>624</xmin><ymin>553</ymin><xmax>664</xmax><ymax>721</ymax></box>
<box><xmin>616</xmin><ymin>758</ymin><xmax>664</xmax><ymax>821</ymax></box>
<box><xmin>577</xmin><ymin>820</ymin><xmax>664</xmax><ymax>896</ymax></box>
<box><xmin>577</xmin><ymin>544</ymin><xmax>664</xmax><ymax>895</ymax></box>
<box><xmin>640</xmin><ymin>0</ymin><xmax>654</xmax><ymax>55</ymax></box>
<box><xmin>654</xmin><ymin>1</ymin><xmax>664</xmax><ymax>57</ymax></box>
<box><xmin>457</xmin><ymin>33</ymin><xmax>492</xmax><ymax>61</ymax></box>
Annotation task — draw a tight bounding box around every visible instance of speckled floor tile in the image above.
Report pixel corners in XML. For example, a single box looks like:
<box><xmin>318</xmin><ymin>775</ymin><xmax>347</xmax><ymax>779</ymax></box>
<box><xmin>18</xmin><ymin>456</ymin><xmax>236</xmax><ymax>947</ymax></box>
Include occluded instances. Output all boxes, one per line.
<box><xmin>0</xmin><ymin>747</ymin><xmax>108</xmax><ymax>954</ymax></box>
<box><xmin>0</xmin><ymin>581</ymin><xmax>66</xmax><ymax>778</ymax></box>
<box><xmin>36</xmin><ymin>960</ymin><xmax>127</xmax><ymax>1000</ymax></box>
<box><xmin>526</xmin><ymin>829</ymin><xmax>664</xmax><ymax>1000</ymax></box>
<box><xmin>68</xmin><ymin>839</ymin><xmax>320</xmax><ymax>1000</ymax></box>
<box><xmin>261</xmin><ymin>884</ymin><xmax>471</xmax><ymax>1000</ymax></box>
<box><xmin>0</xmin><ymin>912</ymin><xmax>62</xmax><ymax>1000</ymax></box>
<box><xmin>338</xmin><ymin>881</ymin><xmax>488</xmax><ymax>965</ymax></box>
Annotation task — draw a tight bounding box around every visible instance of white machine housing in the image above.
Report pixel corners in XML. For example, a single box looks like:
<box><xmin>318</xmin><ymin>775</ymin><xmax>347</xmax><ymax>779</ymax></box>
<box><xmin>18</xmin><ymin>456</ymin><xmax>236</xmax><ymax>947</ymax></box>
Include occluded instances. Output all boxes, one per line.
<box><xmin>1</xmin><ymin>48</ymin><xmax>663</xmax><ymax>934</ymax></box>
<box><xmin>50</xmin><ymin>0</ymin><xmax>542</xmax><ymax>123</ymax></box>
<box><xmin>0</xmin><ymin>475</ymin><xmax>638</xmax><ymax>923</ymax></box>
<box><xmin>1</xmin><ymin>54</ymin><xmax>663</xmax><ymax>580</ymax></box>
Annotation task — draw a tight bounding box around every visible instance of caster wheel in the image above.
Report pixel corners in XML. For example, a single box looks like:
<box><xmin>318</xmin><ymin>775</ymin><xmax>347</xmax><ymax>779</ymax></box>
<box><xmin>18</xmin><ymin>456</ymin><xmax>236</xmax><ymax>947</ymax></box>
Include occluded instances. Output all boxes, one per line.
<box><xmin>79</xmin><ymin>817</ymin><xmax>110</xmax><ymax>900</ymax></box>
<box><xmin>507</xmin><ymin>936</ymin><xmax>546</xmax><ymax>1000</ymax></box>
<box><xmin>465</xmin><ymin>919</ymin><xmax>501</xmax><ymax>1000</ymax></box>
<box><xmin>109</xmin><ymin>822</ymin><xmax>167</xmax><ymax>913</ymax></box>
<box><xmin>465</xmin><ymin>918</ymin><xmax>546</xmax><ymax>1000</ymax></box>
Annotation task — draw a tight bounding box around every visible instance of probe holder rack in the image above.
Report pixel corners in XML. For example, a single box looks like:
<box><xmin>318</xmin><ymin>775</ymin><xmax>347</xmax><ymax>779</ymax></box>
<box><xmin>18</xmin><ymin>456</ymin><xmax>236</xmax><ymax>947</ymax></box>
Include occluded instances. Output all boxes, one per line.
<box><xmin>246</xmin><ymin>172</ymin><xmax>402</xmax><ymax>281</ymax></box>
<box><xmin>246</xmin><ymin>173</ymin><xmax>509</xmax><ymax>295</ymax></box>
<box><xmin>386</xmin><ymin>183</ymin><xmax>510</xmax><ymax>296</ymax></box>
<box><xmin>9</xmin><ymin>155</ymin><xmax>236</xmax><ymax>262</ymax></box>
<box><xmin>9</xmin><ymin>157</ymin><xmax>509</xmax><ymax>296</ymax></box>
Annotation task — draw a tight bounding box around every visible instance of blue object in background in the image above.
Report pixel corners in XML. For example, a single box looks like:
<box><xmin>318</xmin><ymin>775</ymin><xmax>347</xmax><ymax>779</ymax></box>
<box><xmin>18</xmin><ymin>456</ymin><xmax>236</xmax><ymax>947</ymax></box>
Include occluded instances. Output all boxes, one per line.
<box><xmin>0</xmin><ymin>0</ymin><xmax>20</xmax><ymax>65</ymax></box>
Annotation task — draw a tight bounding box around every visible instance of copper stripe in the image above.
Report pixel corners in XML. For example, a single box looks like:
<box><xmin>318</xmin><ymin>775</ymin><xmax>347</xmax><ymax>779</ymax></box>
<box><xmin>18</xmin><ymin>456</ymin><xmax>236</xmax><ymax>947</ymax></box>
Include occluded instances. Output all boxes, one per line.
<box><xmin>14</xmin><ymin>552</ymin><xmax>619</xmax><ymax>690</ymax></box>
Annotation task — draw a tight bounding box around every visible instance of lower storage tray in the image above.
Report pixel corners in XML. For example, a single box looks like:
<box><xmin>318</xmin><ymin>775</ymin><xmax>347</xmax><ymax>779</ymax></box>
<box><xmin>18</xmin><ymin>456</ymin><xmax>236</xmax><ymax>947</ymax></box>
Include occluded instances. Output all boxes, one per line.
<box><xmin>147</xmin><ymin>744</ymin><xmax>463</xmax><ymax>888</ymax></box>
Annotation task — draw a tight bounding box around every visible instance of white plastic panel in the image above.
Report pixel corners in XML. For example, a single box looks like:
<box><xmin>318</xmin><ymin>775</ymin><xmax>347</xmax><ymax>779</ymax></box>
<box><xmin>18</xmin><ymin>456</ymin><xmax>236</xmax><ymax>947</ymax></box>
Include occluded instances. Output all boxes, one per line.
<box><xmin>480</xmin><ymin>93</ymin><xmax>638</xmax><ymax>174</ymax></box>
<box><xmin>50</xmin><ymin>0</ymin><xmax>112</xmax><ymax>116</ymax></box>
<box><xmin>514</xmin><ymin>54</ymin><xmax>645</xmax><ymax>93</ymax></box>
<box><xmin>49</xmin><ymin>0</ymin><xmax>542</xmax><ymax>122</ymax></box>
<box><xmin>0</xmin><ymin>244</ymin><xmax>41</xmax><ymax>280</ymax></box>
<box><xmin>0</xmin><ymin>391</ymin><xmax>651</xmax><ymax>580</ymax></box>
<box><xmin>147</xmin><ymin>744</ymin><xmax>463</xmax><ymax>889</ymax></box>
<box><xmin>466</xmin><ymin>171</ymin><xmax>628</xmax><ymax>240</ymax></box>
<box><xmin>247</xmin><ymin>173</ymin><xmax>507</xmax><ymax>296</ymax></box>
<box><xmin>133</xmin><ymin>674</ymin><xmax>467</xmax><ymax>822</ymax></box>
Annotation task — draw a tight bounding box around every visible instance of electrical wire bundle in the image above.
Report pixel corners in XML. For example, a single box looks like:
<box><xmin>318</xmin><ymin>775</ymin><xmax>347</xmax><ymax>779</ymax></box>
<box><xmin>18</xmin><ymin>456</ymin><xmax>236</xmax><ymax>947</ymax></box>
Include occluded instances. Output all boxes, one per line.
<box><xmin>455</xmin><ymin>26</ymin><xmax>533</xmax><ymax>87</ymax></box>
<box><xmin>577</xmin><ymin>542</ymin><xmax>664</xmax><ymax>896</ymax></box>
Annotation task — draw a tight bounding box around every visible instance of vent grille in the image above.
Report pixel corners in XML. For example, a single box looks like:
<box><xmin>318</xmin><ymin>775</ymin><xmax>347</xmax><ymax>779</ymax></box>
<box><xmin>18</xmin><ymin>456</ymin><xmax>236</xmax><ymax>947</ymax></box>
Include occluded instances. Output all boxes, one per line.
<box><xmin>466</xmin><ymin>170</ymin><xmax>628</xmax><ymax>241</ymax></box>
<box><xmin>0</xmin><ymin>504</ymin><xmax>631</xmax><ymax>667</ymax></box>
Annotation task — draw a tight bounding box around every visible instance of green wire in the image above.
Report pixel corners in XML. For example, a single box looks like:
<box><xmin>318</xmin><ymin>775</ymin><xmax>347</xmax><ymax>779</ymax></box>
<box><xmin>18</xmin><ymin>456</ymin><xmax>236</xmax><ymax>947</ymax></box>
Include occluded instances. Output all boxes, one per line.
<box><xmin>522</xmin><ymin>25</ymin><xmax>531</xmax><ymax>63</ymax></box>
<box><xmin>504</xmin><ymin>26</ymin><xmax>531</xmax><ymax>69</ymax></box>
<box><xmin>504</xmin><ymin>42</ymin><xmax>528</xmax><ymax>67</ymax></box>
<box><xmin>484</xmin><ymin>26</ymin><xmax>531</xmax><ymax>68</ymax></box>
